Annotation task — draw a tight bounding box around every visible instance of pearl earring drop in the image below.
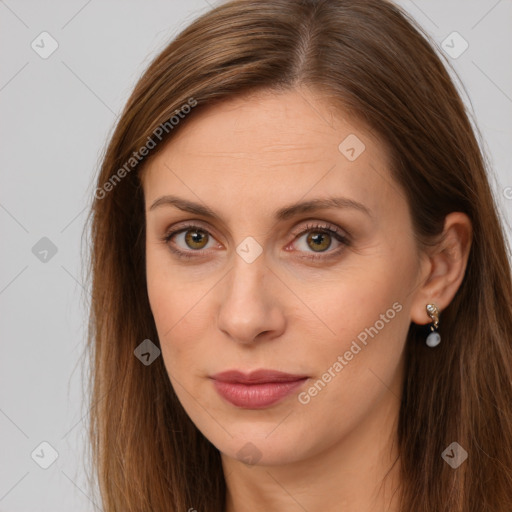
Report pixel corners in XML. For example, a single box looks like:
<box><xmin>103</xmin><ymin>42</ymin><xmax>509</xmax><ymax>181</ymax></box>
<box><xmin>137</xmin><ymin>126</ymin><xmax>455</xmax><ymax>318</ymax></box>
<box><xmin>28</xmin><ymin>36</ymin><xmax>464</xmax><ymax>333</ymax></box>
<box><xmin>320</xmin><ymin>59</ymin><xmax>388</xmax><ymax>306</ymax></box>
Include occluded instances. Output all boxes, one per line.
<box><xmin>425</xmin><ymin>303</ymin><xmax>441</xmax><ymax>347</ymax></box>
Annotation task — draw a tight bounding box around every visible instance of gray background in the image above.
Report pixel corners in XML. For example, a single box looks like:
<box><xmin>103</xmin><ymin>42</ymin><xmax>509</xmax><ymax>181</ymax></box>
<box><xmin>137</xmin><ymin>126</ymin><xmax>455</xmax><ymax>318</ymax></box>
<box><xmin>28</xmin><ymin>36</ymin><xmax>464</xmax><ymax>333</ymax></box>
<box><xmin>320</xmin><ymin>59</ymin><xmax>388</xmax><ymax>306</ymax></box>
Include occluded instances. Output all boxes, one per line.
<box><xmin>1</xmin><ymin>0</ymin><xmax>511</xmax><ymax>510</ymax></box>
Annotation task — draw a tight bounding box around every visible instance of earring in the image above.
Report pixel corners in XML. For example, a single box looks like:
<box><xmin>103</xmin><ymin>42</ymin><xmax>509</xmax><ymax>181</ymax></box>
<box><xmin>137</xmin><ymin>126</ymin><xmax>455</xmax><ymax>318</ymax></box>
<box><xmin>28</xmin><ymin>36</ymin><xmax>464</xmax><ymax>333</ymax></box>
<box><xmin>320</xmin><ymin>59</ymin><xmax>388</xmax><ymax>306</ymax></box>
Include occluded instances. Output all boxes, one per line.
<box><xmin>425</xmin><ymin>303</ymin><xmax>441</xmax><ymax>347</ymax></box>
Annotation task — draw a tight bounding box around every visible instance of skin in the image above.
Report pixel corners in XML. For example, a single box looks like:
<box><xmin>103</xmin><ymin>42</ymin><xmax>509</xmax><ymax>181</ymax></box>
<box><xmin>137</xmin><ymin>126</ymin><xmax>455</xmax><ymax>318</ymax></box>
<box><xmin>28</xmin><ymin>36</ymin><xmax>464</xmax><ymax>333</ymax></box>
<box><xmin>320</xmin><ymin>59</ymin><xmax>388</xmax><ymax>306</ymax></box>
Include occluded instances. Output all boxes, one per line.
<box><xmin>141</xmin><ymin>86</ymin><xmax>472</xmax><ymax>512</ymax></box>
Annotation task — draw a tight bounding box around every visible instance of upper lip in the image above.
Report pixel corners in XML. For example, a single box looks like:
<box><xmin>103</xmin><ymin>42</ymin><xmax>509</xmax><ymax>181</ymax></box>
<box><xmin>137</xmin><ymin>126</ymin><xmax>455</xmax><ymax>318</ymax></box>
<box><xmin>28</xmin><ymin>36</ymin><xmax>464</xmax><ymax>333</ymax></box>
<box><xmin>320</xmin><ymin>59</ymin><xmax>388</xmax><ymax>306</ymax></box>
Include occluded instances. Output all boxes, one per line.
<box><xmin>210</xmin><ymin>369</ymin><xmax>309</xmax><ymax>384</ymax></box>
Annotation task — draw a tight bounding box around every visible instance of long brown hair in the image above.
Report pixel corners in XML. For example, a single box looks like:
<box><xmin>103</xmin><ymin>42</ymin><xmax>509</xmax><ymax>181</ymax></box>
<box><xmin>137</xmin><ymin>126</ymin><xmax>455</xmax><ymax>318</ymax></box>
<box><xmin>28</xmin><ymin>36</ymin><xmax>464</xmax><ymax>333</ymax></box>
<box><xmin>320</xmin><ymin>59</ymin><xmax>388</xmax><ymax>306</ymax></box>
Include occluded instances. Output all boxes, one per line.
<box><xmin>83</xmin><ymin>0</ymin><xmax>512</xmax><ymax>510</ymax></box>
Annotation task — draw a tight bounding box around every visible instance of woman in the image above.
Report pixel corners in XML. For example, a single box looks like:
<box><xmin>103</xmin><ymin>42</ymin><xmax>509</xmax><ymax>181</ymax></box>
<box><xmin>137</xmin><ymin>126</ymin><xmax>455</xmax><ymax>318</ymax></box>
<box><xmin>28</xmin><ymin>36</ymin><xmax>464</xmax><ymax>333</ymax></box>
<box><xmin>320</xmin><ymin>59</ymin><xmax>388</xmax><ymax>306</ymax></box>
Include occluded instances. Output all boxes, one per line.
<box><xmin>85</xmin><ymin>0</ymin><xmax>512</xmax><ymax>510</ymax></box>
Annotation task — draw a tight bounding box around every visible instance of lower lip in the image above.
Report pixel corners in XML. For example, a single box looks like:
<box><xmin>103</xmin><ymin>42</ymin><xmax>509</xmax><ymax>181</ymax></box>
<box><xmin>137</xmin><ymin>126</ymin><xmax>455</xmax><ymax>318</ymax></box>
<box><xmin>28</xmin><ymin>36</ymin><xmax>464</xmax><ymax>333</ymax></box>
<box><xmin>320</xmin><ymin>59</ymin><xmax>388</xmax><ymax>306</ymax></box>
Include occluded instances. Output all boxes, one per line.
<box><xmin>211</xmin><ymin>378</ymin><xmax>308</xmax><ymax>409</ymax></box>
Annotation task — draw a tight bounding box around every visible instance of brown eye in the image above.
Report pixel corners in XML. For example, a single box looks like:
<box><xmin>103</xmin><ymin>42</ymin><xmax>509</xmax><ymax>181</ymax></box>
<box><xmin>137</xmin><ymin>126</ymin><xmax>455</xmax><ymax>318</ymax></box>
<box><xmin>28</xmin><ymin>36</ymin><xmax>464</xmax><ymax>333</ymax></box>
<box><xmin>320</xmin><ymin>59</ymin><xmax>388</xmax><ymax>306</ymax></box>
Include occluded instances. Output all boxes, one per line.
<box><xmin>163</xmin><ymin>224</ymin><xmax>218</xmax><ymax>260</ymax></box>
<box><xmin>306</xmin><ymin>231</ymin><xmax>332</xmax><ymax>252</ymax></box>
<box><xmin>183</xmin><ymin>229</ymin><xmax>209</xmax><ymax>249</ymax></box>
<box><xmin>291</xmin><ymin>223</ymin><xmax>350</xmax><ymax>260</ymax></box>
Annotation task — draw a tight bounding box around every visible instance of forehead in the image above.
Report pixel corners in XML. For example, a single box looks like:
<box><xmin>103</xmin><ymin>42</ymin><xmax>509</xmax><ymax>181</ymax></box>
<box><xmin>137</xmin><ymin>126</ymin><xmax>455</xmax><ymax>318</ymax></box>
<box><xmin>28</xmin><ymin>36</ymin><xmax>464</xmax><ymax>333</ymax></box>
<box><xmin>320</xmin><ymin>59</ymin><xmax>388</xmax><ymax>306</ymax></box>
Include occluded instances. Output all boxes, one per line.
<box><xmin>141</xmin><ymin>87</ymin><xmax>399</xmax><ymax>219</ymax></box>
<box><xmin>155</xmin><ymin>88</ymin><xmax>385</xmax><ymax>161</ymax></box>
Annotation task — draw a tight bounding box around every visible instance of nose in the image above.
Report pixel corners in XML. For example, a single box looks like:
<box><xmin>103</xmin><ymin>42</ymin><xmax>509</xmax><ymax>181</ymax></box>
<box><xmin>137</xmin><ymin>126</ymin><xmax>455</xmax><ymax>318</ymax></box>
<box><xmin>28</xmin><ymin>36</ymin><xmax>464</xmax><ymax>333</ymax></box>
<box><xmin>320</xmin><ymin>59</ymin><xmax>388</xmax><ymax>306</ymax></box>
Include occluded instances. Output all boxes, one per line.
<box><xmin>216</xmin><ymin>254</ymin><xmax>286</xmax><ymax>345</ymax></box>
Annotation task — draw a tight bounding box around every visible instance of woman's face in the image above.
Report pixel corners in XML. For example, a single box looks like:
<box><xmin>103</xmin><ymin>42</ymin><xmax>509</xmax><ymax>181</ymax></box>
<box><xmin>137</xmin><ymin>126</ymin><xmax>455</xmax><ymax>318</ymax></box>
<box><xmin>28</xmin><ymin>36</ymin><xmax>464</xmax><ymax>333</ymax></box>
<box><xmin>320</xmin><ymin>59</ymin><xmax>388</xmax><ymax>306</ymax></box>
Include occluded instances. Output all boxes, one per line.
<box><xmin>141</xmin><ymin>87</ymin><xmax>427</xmax><ymax>467</ymax></box>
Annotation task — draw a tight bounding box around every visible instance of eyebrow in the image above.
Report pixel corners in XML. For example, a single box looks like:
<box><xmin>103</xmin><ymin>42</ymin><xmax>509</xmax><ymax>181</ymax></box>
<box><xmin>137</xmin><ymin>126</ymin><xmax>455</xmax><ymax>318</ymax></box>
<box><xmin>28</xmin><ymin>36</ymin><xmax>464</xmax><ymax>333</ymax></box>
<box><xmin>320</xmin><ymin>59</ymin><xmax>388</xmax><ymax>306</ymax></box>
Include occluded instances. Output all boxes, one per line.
<box><xmin>149</xmin><ymin>194</ymin><xmax>372</xmax><ymax>221</ymax></box>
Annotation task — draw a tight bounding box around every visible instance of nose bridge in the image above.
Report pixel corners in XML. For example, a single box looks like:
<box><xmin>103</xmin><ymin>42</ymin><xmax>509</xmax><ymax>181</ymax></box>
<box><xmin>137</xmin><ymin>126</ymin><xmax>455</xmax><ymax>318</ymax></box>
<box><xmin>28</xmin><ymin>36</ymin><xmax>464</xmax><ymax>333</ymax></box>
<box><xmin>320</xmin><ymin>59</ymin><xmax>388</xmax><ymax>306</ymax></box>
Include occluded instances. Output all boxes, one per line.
<box><xmin>221</xmin><ymin>230</ymin><xmax>265</xmax><ymax>290</ymax></box>
<box><xmin>226</xmin><ymin>244</ymin><xmax>268</xmax><ymax>303</ymax></box>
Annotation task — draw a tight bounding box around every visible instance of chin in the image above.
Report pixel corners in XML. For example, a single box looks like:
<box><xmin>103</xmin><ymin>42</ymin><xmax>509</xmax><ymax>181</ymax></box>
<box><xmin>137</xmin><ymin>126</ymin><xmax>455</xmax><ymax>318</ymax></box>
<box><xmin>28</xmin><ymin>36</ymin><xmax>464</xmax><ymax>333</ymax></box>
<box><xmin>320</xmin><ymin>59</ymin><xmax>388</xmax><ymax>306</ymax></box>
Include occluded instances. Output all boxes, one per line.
<box><xmin>211</xmin><ymin>425</ymin><xmax>313</xmax><ymax>467</ymax></box>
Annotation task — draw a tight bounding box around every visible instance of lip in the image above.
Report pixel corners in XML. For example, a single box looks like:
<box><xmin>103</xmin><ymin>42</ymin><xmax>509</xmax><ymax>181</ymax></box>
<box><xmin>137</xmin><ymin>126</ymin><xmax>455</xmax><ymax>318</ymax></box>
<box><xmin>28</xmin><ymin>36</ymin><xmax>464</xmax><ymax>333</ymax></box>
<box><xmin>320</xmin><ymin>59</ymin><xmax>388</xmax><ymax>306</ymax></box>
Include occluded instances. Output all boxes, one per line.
<box><xmin>210</xmin><ymin>369</ymin><xmax>309</xmax><ymax>409</ymax></box>
<box><xmin>211</xmin><ymin>369</ymin><xmax>309</xmax><ymax>384</ymax></box>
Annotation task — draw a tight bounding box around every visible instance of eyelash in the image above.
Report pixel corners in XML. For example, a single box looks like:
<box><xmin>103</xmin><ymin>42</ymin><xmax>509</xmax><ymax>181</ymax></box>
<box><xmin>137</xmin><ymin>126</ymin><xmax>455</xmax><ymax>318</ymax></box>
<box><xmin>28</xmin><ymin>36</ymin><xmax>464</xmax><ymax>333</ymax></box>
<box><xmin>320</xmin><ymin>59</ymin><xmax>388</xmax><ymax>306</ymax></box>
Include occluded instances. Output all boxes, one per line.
<box><xmin>161</xmin><ymin>222</ymin><xmax>351</xmax><ymax>261</ymax></box>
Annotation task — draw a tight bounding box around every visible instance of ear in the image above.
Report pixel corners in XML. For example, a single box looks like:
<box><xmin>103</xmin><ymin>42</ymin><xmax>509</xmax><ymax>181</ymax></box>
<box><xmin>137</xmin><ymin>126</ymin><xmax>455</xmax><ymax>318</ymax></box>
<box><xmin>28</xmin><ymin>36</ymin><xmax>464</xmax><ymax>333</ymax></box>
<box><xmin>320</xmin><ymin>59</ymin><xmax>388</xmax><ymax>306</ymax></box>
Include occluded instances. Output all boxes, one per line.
<box><xmin>410</xmin><ymin>212</ymin><xmax>473</xmax><ymax>326</ymax></box>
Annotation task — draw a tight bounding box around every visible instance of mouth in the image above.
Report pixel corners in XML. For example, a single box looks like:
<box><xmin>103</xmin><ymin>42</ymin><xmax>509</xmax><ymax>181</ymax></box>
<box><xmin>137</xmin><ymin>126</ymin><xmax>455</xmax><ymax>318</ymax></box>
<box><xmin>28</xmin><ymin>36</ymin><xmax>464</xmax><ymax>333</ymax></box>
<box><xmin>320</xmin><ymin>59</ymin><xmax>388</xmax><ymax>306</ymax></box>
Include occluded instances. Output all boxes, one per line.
<box><xmin>209</xmin><ymin>369</ymin><xmax>309</xmax><ymax>409</ymax></box>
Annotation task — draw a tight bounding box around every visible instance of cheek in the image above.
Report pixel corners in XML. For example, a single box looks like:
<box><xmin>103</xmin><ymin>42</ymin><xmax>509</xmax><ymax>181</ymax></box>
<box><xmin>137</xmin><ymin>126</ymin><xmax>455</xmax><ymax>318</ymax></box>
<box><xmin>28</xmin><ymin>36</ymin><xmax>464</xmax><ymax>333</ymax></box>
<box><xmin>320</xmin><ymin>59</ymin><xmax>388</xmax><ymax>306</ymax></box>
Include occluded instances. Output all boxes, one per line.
<box><xmin>146</xmin><ymin>244</ymin><xmax>199</xmax><ymax>331</ymax></box>
<box><xmin>146</xmin><ymin>253</ymin><xmax>214</xmax><ymax>380</ymax></box>
<box><xmin>147</xmin><ymin>281</ymin><xmax>200</xmax><ymax>353</ymax></box>
<box><xmin>308</xmin><ymin>239</ymin><xmax>416</xmax><ymax>378</ymax></box>
<box><xmin>296</xmin><ymin>277</ymin><xmax>410</xmax><ymax>433</ymax></box>
<box><xmin>313</xmin><ymin>262</ymin><xmax>409</xmax><ymax>340</ymax></box>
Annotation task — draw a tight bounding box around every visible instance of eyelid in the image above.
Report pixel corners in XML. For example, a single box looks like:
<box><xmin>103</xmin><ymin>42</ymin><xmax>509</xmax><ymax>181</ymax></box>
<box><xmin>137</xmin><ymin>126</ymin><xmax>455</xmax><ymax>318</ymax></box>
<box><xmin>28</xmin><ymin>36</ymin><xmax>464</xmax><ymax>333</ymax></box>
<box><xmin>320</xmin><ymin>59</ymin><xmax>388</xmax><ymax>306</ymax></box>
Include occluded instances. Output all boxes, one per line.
<box><xmin>289</xmin><ymin>220</ymin><xmax>349</xmax><ymax>240</ymax></box>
